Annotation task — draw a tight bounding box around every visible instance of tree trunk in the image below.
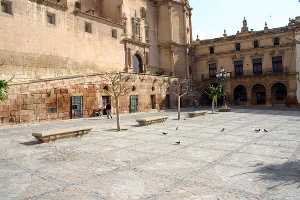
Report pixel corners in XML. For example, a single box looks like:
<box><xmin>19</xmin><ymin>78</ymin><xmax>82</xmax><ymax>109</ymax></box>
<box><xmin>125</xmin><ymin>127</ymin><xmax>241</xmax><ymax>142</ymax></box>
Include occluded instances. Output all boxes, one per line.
<box><xmin>211</xmin><ymin>97</ymin><xmax>215</xmax><ymax>113</ymax></box>
<box><xmin>115</xmin><ymin>96</ymin><xmax>121</xmax><ymax>131</ymax></box>
<box><xmin>177</xmin><ymin>95</ymin><xmax>181</xmax><ymax>120</ymax></box>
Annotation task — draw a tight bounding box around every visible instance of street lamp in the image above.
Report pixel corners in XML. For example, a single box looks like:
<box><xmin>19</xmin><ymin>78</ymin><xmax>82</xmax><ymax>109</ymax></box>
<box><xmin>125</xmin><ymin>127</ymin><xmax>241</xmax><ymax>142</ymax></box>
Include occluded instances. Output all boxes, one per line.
<box><xmin>216</xmin><ymin>68</ymin><xmax>231</xmax><ymax>108</ymax></box>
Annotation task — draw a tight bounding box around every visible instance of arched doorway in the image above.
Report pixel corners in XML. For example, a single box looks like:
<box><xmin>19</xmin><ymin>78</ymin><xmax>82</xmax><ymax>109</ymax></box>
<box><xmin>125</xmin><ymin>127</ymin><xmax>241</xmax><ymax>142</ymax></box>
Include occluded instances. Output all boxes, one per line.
<box><xmin>133</xmin><ymin>54</ymin><xmax>143</xmax><ymax>73</ymax></box>
<box><xmin>271</xmin><ymin>83</ymin><xmax>287</xmax><ymax>105</ymax></box>
<box><xmin>252</xmin><ymin>84</ymin><xmax>266</xmax><ymax>105</ymax></box>
<box><xmin>234</xmin><ymin>85</ymin><xmax>247</xmax><ymax>105</ymax></box>
<box><xmin>199</xmin><ymin>92</ymin><xmax>210</xmax><ymax>106</ymax></box>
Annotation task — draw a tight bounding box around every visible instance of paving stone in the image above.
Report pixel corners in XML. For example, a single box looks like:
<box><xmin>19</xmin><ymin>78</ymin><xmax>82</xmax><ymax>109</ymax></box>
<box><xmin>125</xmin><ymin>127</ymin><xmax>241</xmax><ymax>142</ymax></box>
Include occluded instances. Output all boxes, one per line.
<box><xmin>0</xmin><ymin>108</ymin><xmax>300</xmax><ymax>200</ymax></box>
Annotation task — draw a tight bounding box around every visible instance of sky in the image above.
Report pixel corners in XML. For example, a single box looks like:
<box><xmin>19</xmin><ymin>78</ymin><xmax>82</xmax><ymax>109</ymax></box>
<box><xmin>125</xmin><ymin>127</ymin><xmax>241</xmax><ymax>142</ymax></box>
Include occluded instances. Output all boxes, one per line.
<box><xmin>189</xmin><ymin>0</ymin><xmax>300</xmax><ymax>39</ymax></box>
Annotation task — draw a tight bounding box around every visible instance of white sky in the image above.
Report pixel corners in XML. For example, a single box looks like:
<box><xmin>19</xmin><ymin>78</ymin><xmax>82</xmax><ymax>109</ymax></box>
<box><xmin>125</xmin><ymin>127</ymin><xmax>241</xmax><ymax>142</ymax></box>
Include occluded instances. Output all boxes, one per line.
<box><xmin>190</xmin><ymin>0</ymin><xmax>300</xmax><ymax>39</ymax></box>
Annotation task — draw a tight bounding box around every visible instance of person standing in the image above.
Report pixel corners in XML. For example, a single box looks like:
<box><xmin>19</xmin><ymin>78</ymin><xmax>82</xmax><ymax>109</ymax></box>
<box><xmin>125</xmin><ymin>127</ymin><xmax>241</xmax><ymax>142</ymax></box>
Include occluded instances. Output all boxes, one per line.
<box><xmin>106</xmin><ymin>103</ymin><xmax>112</xmax><ymax>119</ymax></box>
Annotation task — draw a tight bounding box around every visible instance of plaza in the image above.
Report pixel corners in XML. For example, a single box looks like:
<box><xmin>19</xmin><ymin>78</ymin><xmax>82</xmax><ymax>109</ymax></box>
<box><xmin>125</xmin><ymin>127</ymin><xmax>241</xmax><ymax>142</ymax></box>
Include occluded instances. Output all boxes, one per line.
<box><xmin>0</xmin><ymin>108</ymin><xmax>300</xmax><ymax>200</ymax></box>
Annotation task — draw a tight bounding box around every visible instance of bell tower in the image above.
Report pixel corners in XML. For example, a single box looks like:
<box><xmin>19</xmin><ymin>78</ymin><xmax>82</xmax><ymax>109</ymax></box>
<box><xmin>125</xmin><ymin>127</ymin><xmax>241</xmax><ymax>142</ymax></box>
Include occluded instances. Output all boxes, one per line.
<box><xmin>154</xmin><ymin>0</ymin><xmax>192</xmax><ymax>78</ymax></box>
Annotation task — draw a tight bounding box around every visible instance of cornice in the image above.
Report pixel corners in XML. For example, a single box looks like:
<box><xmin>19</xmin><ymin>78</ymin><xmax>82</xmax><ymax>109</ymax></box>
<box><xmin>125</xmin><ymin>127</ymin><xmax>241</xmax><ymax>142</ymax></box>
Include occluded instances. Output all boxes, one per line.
<box><xmin>28</xmin><ymin>0</ymin><xmax>68</xmax><ymax>11</ymax></box>
<box><xmin>73</xmin><ymin>10</ymin><xmax>123</xmax><ymax>29</ymax></box>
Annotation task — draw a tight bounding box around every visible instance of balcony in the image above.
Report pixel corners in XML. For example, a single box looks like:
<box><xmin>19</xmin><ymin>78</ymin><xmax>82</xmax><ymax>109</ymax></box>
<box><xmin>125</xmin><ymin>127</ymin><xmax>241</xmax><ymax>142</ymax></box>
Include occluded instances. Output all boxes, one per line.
<box><xmin>200</xmin><ymin>67</ymin><xmax>298</xmax><ymax>81</ymax></box>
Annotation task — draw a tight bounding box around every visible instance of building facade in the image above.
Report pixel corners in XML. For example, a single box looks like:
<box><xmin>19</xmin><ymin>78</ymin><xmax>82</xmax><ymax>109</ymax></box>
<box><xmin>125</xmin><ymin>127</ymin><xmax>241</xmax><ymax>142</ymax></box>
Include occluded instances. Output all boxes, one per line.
<box><xmin>0</xmin><ymin>0</ymin><xmax>192</xmax><ymax>123</ymax></box>
<box><xmin>191</xmin><ymin>17</ymin><xmax>300</xmax><ymax>107</ymax></box>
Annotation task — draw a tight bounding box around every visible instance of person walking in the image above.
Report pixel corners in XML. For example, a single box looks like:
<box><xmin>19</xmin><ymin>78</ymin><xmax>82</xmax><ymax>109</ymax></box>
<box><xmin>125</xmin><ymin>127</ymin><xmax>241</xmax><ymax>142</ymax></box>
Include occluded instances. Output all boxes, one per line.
<box><xmin>106</xmin><ymin>103</ymin><xmax>112</xmax><ymax>119</ymax></box>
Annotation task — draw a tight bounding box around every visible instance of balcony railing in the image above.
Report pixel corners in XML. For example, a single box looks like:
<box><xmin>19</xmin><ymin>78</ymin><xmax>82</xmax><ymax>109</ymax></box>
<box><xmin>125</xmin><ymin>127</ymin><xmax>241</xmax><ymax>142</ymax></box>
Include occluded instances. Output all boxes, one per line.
<box><xmin>200</xmin><ymin>67</ymin><xmax>298</xmax><ymax>81</ymax></box>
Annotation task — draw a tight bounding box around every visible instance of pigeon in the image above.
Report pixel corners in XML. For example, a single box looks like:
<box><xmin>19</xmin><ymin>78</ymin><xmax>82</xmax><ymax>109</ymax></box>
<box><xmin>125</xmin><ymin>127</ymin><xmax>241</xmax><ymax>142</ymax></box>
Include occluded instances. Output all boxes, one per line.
<box><xmin>176</xmin><ymin>126</ymin><xmax>179</xmax><ymax>131</ymax></box>
<box><xmin>254</xmin><ymin>129</ymin><xmax>261</xmax><ymax>133</ymax></box>
<box><xmin>263</xmin><ymin>129</ymin><xmax>269</xmax><ymax>133</ymax></box>
<box><xmin>220</xmin><ymin>128</ymin><xmax>225</xmax><ymax>132</ymax></box>
<box><xmin>162</xmin><ymin>132</ymin><xmax>168</xmax><ymax>135</ymax></box>
<box><xmin>175</xmin><ymin>141</ymin><xmax>181</xmax><ymax>145</ymax></box>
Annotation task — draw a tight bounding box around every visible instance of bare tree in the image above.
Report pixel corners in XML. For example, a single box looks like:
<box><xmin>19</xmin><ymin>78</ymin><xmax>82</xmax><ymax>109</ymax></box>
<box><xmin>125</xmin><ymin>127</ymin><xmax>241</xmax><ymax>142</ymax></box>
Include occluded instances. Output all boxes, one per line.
<box><xmin>101</xmin><ymin>72</ymin><xmax>134</xmax><ymax>131</ymax></box>
<box><xmin>171</xmin><ymin>79</ymin><xmax>190</xmax><ymax>120</ymax></box>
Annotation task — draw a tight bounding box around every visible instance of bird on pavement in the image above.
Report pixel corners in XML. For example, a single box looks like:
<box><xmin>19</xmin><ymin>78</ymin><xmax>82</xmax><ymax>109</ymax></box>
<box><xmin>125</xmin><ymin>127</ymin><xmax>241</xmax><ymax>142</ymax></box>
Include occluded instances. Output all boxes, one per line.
<box><xmin>176</xmin><ymin>126</ymin><xmax>179</xmax><ymax>131</ymax></box>
<box><xmin>162</xmin><ymin>132</ymin><xmax>168</xmax><ymax>135</ymax></box>
<box><xmin>175</xmin><ymin>141</ymin><xmax>181</xmax><ymax>145</ymax></box>
<box><xmin>263</xmin><ymin>129</ymin><xmax>269</xmax><ymax>133</ymax></box>
<box><xmin>254</xmin><ymin>129</ymin><xmax>261</xmax><ymax>133</ymax></box>
<box><xmin>220</xmin><ymin>128</ymin><xmax>225</xmax><ymax>132</ymax></box>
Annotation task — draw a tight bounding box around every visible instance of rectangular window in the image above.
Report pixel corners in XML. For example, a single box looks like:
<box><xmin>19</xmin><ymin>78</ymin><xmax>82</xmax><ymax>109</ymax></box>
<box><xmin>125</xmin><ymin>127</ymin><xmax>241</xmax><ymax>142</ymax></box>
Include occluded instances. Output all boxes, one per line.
<box><xmin>253</xmin><ymin>58</ymin><xmax>262</xmax><ymax>75</ymax></box>
<box><xmin>272</xmin><ymin>56</ymin><xmax>283</xmax><ymax>73</ymax></box>
<box><xmin>112</xmin><ymin>29</ymin><xmax>118</xmax><ymax>39</ymax></box>
<box><xmin>1</xmin><ymin>0</ymin><xmax>13</xmax><ymax>15</ymax></box>
<box><xmin>47</xmin><ymin>12</ymin><xmax>56</xmax><ymax>25</ymax></box>
<box><xmin>235</xmin><ymin>43</ymin><xmax>241</xmax><ymax>51</ymax></box>
<box><xmin>234</xmin><ymin>60</ymin><xmax>244</xmax><ymax>76</ymax></box>
<box><xmin>209</xmin><ymin>47</ymin><xmax>215</xmax><ymax>54</ymax></box>
<box><xmin>253</xmin><ymin>40</ymin><xmax>259</xmax><ymax>48</ymax></box>
<box><xmin>85</xmin><ymin>22</ymin><xmax>92</xmax><ymax>33</ymax></box>
<box><xmin>208</xmin><ymin>63</ymin><xmax>217</xmax><ymax>78</ymax></box>
<box><xmin>273</xmin><ymin>37</ymin><xmax>280</xmax><ymax>46</ymax></box>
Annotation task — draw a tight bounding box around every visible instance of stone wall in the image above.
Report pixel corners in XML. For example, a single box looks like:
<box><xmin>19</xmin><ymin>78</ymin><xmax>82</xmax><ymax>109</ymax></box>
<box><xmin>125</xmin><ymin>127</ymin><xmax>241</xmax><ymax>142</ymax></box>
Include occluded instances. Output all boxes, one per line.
<box><xmin>296</xmin><ymin>31</ymin><xmax>300</xmax><ymax>103</ymax></box>
<box><xmin>0</xmin><ymin>74</ymin><xmax>175</xmax><ymax>124</ymax></box>
<box><xmin>0</xmin><ymin>0</ymin><xmax>124</xmax><ymax>82</ymax></box>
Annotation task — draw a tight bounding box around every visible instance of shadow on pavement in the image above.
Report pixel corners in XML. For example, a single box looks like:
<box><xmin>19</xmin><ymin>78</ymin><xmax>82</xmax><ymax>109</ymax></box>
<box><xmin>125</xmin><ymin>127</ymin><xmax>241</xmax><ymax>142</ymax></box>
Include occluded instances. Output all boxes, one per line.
<box><xmin>20</xmin><ymin>140</ymin><xmax>42</xmax><ymax>146</ymax></box>
<box><xmin>253</xmin><ymin>160</ymin><xmax>300</xmax><ymax>189</ymax></box>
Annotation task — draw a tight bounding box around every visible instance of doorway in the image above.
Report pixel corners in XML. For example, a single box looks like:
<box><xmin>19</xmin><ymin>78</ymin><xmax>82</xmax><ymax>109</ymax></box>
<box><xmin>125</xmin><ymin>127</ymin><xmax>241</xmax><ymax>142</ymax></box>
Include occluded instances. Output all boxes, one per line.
<box><xmin>150</xmin><ymin>95</ymin><xmax>156</xmax><ymax>109</ymax></box>
<box><xmin>71</xmin><ymin>96</ymin><xmax>83</xmax><ymax>118</ymax></box>
<box><xmin>165</xmin><ymin>94</ymin><xmax>171</xmax><ymax>109</ymax></box>
<box><xmin>252</xmin><ymin>84</ymin><xmax>266</xmax><ymax>105</ymax></box>
<box><xmin>102</xmin><ymin>96</ymin><xmax>111</xmax><ymax>115</ymax></box>
<box><xmin>130</xmin><ymin>95</ymin><xmax>138</xmax><ymax>113</ymax></box>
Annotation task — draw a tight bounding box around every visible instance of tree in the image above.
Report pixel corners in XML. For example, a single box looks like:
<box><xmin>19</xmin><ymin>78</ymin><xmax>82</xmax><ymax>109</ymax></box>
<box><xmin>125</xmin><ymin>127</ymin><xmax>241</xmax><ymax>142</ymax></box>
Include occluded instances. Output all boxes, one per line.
<box><xmin>0</xmin><ymin>61</ymin><xmax>11</xmax><ymax>102</ymax></box>
<box><xmin>0</xmin><ymin>79</ymin><xmax>8</xmax><ymax>102</ymax></box>
<box><xmin>207</xmin><ymin>84</ymin><xmax>224</xmax><ymax>113</ymax></box>
<box><xmin>101</xmin><ymin>72</ymin><xmax>134</xmax><ymax>131</ymax></box>
<box><xmin>171</xmin><ymin>79</ymin><xmax>190</xmax><ymax>120</ymax></box>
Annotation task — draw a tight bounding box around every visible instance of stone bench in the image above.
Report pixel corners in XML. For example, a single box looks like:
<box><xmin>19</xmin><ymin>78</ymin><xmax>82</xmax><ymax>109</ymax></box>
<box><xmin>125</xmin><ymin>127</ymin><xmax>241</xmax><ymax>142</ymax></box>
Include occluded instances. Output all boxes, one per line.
<box><xmin>136</xmin><ymin>116</ymin><xmax>168</xmax><ymax>126</ymax></box>
<box><xmin>32</xmin><ymin>126</ymin><xmax>94</xmax><ymax>143</ymax></box>
<box><xmin>187</xmin><ymin>111</ymin><xmax>207</xmax><ymax>118</ymax></box>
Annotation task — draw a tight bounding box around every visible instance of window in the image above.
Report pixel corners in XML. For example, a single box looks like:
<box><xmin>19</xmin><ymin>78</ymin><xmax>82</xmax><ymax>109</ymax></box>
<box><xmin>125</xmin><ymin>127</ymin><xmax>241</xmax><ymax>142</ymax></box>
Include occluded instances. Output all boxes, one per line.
<box><xmin>253</xmin><ymin>40</ymin><xmax>259</xmax><ymax>48</ymax></box>
<box><xmin>252</xmin><ymin>58</ymin><xmax>262</xmax><ymax>75</ymax></box>
<box><xmin>234</xmin><ymin>60</ymin><xmax>244</xmax><ymax>76</ymax></box>
<box><xmin>47</xmin><ymin>12</ymin><xmax>56</xmax><ymax>25</ymax></box>
<box><xmin>85</xmin><ymin>22</ymin><xmax>92</xmax><ymax>33</ymax></box>
<box><xmin>272</xmin><ymin>56</ymin><xmax>283</xmax><ymax>73</ymax></box>
<box><xmin>209</xmin><ymin>47</ymin><xmax>215</xmax><ymax>54</ymax></box>
<box><xmin>273</xmin><ymin>37</ymin><xmax>280</xmax><ymax>46</ymax></box>
<box><xmin>112</xmin><ymin>29</ymin><xmax>117</xmax><ymax>39</ymax></box>
<box><xmin>1</xmin><ymin>0</ymin><xmax>12</xmax><ymax>15</ymax></box>
<box><xmin>235</xmin><ymin>43</ymin><xmax>241</xmax><ymax>51</ymax></box>
<box><xmin>208</xmin><ymin>63</ymin><xmax>217</xmax><ymax>78</ymax></box>
<box><xmin>131</xmin><ymin>17</ymin><xmax>141</xmax><ymax>40</ymax></box>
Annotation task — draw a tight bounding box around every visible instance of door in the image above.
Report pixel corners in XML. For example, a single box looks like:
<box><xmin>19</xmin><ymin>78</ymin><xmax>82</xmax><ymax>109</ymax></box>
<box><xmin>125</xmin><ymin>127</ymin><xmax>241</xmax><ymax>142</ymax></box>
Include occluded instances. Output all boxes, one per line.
<box><xmin>130</xmin><ymin>95</ymin><xmax>138</xmax><ymax>113</ymax></box>
<box><xmin>150</xmin><ymin>95</ymin><xmax>156</xmax><ymax>109</ymax></box>
<box><xmin>71</xmin><ymin>96</ymin><xmax>83</xmax><ymax>118</ymax></box>
<box><xmin>165</xmin><ymin>95</ymin><xmax>171</xmax><ymax>109</ymax></box>
<box><xmin>102</xmin><ymin>96</ymin><xmax>111</xmax><ymax>115</ymax></box>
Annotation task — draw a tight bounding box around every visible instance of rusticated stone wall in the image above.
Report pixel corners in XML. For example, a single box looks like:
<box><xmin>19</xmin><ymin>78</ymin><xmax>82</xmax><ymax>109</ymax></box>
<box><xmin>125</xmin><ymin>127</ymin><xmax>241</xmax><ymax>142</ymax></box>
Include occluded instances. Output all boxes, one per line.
<box><xmin>0</xmin><ymin>74</ymin><xmax>176</xmax><ymax>124</ymax></box>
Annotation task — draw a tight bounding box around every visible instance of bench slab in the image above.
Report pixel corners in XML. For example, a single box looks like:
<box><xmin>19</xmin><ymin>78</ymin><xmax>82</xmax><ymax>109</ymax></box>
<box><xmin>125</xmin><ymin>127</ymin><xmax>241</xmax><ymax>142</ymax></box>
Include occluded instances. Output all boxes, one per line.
<box><xmin>187</xmin><ymin>111</ymin><xmax>207</xmax><ymax>118</ymax></box>
<box><xmin>136</xmin><ymin>116</ymin><xmax>168</xmax><ymax>126</ymax></box>
<box><xmin>32</xmin><ymin>126</ymin><xmax>94</xmax><ymax>142</ymax></box>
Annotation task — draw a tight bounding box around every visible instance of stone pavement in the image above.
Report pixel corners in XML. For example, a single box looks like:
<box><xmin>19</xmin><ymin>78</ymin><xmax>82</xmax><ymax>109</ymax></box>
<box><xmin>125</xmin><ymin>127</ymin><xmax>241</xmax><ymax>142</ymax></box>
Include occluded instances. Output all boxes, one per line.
<box><xmin>0</xmin><ymin>108</ymin><xmax>300</xmax><ymax>200</ymax></box>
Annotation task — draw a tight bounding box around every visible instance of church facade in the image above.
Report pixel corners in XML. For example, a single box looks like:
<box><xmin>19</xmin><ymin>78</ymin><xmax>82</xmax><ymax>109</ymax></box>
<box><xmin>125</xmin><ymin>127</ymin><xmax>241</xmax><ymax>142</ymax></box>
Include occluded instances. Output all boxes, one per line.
<box><xmin>0</xmin><ymin>0</ymin><xmax>192</xmax><ymax>123</ymax></box>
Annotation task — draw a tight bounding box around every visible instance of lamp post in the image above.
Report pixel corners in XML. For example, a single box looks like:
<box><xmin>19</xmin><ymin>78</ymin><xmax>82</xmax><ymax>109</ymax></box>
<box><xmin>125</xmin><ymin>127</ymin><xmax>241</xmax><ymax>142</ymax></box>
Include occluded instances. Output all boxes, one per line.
<box><xmin>216</xmin><ymin>68</ymin><xmax>231</xmax><ymax>109</ymax></box>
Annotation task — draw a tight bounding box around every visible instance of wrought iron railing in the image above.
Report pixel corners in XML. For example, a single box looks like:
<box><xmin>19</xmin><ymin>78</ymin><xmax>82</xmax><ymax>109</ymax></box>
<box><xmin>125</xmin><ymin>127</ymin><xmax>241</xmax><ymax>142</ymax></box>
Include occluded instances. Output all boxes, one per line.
<box><xmin>200</xmin><ymin>68</ymin><xmax>298</xmax><ymax>81</ymax></box>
